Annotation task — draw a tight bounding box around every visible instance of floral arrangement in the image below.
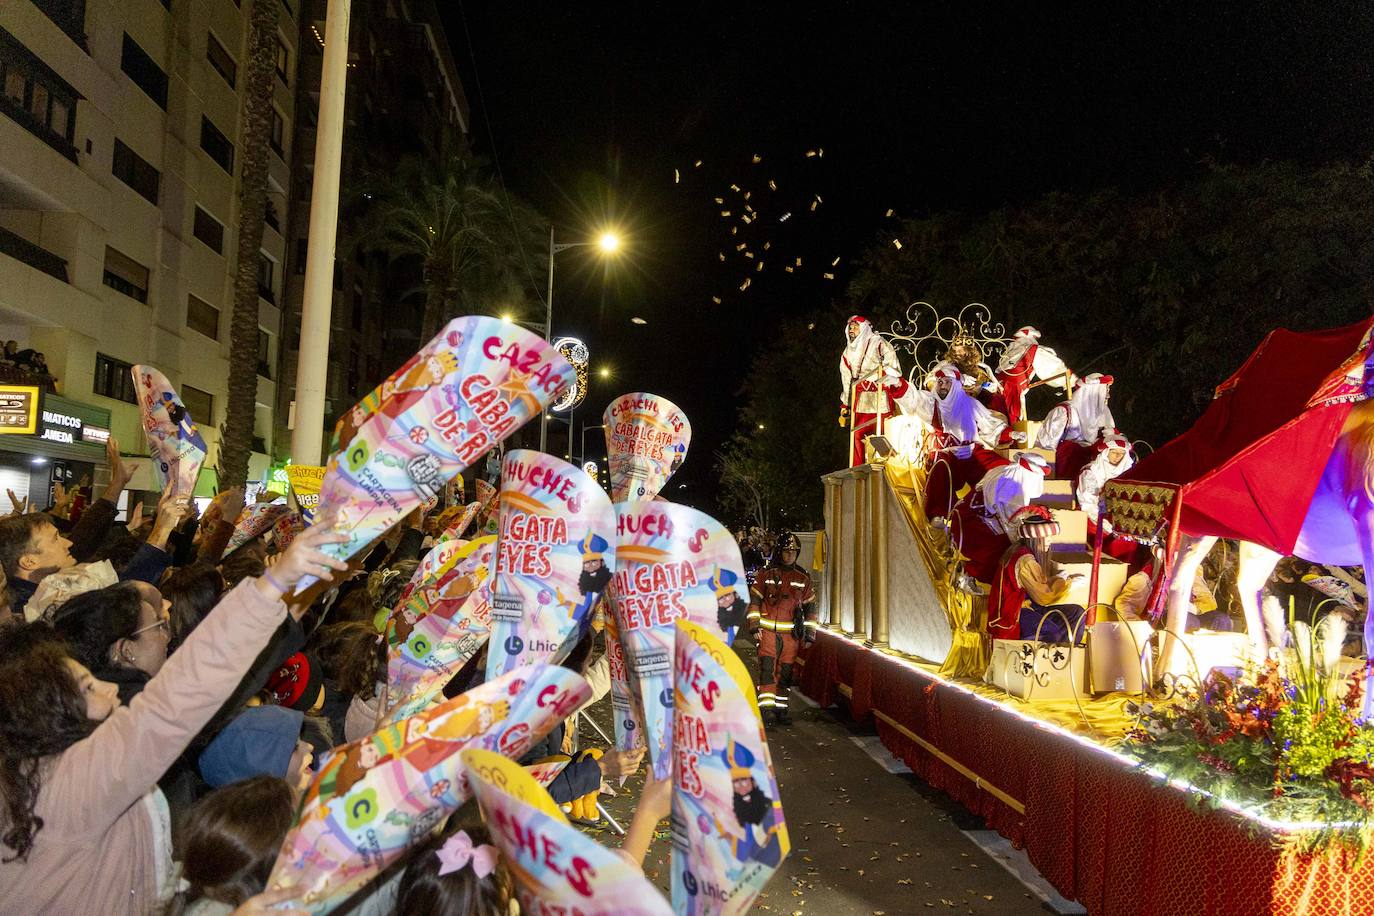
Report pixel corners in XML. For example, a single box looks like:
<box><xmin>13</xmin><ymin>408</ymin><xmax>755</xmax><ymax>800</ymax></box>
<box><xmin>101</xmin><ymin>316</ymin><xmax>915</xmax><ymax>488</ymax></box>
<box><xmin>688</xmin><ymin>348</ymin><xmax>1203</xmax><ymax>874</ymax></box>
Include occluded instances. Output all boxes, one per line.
<box><xmin>1124</xmin><ymin>600</ymin><xmax>1374</xmax><ymax>855</ymax></box>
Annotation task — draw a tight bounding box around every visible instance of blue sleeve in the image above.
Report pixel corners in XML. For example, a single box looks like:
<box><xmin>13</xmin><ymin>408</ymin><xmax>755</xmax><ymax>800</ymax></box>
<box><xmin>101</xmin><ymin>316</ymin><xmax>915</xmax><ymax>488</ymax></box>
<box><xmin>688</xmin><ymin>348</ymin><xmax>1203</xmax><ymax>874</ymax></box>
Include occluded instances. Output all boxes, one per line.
<box><xmin>545</xmin><ymin>757</ymin><xmax>602</xmax><ymax>805</ymax></box>
<box><xmin>119</xmin><ymin>542</ymin><xmax>172</xmax><ymax>585</ymax></box>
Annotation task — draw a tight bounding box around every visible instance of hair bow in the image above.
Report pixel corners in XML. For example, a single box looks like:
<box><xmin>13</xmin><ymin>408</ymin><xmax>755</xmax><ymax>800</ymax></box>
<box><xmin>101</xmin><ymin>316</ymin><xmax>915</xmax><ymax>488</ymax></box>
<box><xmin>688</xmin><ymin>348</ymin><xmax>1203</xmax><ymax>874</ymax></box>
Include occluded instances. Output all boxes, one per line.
<box><xmin>436</xmin><ymin>829</ymin><xmax>498</xmax><ymax>879</ymax></box>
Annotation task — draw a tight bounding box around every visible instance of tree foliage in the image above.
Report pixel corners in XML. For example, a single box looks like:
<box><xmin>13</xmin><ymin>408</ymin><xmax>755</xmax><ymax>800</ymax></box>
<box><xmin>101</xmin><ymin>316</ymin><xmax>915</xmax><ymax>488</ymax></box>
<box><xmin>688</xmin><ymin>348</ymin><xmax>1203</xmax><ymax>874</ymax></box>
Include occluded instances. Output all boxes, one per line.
<box><xmin>720</xmin><ymin>157</ymin><xmax>1374</xmax><ymax>529</ymax></box>
<box><xmin>357</xmin><ymin>153</ymin><xmax>546</xmax><ymax>339</ymax></box>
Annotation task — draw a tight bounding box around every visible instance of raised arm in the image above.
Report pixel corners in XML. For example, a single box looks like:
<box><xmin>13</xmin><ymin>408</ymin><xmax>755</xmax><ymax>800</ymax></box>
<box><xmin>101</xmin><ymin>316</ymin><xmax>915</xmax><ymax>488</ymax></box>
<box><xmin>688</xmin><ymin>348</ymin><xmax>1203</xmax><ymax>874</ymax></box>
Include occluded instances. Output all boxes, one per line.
<box><xmin>44</xmin><ymin>519</ymin><xmax>348</xmax><ymax>836</ymax></box>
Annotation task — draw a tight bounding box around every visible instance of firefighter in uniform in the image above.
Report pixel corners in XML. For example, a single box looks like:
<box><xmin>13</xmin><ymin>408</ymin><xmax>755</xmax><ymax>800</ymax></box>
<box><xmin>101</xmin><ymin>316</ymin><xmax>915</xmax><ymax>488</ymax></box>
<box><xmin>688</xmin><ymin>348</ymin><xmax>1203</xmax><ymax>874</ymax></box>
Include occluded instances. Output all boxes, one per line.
<box><xmin>748</xmin><ymin>532</ymin><xmax>817</xmax><ymax>726</ymax></box>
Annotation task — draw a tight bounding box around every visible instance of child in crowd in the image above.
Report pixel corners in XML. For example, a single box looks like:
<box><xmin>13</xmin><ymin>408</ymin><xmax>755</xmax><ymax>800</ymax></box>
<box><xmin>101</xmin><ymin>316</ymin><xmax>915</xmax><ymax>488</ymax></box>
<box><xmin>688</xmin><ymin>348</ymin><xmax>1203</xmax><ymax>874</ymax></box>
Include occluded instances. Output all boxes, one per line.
<box><xmin>51</xmin><ymin>580</ymin><xmax>172</xmax><ymax>703</ymax></box>
<box><xmin>392</xmin><ymin>822</ymin><xmax>514</xmax><ymax>916</ymax></box>
<box><xmin>172</xmin><ymin>776</ymin><xmax>299</xmax><ymax>916</ymax></box>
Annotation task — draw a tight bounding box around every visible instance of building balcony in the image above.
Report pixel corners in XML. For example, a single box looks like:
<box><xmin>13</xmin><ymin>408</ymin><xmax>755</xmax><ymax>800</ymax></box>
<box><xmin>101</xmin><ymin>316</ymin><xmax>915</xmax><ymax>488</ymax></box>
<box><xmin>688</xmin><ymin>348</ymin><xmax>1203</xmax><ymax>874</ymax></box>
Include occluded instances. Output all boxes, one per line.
<box><xmin>0</xmin><ymin>225</ymin><xmax>68</xmax><ymax>283</ymax></box>
<box><xmin>0</xmin><ymin>363</ymin><xmax>57</xmax><ymax>393</ymax></box>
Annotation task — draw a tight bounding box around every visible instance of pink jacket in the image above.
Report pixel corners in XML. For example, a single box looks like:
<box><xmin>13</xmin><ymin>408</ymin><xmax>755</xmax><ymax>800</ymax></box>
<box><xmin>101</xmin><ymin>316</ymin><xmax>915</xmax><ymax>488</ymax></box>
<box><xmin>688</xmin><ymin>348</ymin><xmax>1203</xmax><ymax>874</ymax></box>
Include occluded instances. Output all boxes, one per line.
<box><xmin>0</xmin><ymin>580</ymin><xmax>289</xmax><ymax>914</ymax></box>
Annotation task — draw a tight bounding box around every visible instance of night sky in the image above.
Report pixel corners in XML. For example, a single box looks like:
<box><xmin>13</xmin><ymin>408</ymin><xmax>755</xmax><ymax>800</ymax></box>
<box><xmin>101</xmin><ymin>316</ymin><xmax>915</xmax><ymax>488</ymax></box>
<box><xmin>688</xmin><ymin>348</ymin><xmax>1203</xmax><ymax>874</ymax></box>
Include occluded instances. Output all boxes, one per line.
<box><xmin>442</xmin><ymin>1</ymin><xmax>1374</xmax><ymax>511</ymax></box>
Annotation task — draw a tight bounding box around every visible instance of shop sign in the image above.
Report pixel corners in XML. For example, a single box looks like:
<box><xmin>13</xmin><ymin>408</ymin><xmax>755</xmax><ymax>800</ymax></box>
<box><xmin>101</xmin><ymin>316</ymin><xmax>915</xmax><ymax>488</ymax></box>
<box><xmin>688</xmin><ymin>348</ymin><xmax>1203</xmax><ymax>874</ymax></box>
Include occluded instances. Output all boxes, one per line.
<box><xmin>0</xmin><ymin>385</ymin><xmax>39</xmax><ymax>434</ymax></box>
<box><xmin>82</xmin><ymin>425</ymin><xmax>111</xmax><ymax>445</ymax></box>
<box><xmin>40</xmin><ymin>408</ymin><xmax>84</xmax><ymax>445</ymax></box>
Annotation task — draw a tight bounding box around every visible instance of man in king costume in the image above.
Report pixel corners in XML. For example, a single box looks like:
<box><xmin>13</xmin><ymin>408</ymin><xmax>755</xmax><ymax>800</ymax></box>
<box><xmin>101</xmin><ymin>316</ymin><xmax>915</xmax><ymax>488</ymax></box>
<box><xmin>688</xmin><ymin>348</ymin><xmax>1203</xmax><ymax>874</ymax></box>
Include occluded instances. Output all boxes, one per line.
<box><xmin>990</xmin><ymin>326</ymin><xmax>1071</xmax><ymax>428</ymax></box>
<box><xmin>1074</xmin><ymin>431</ymin><xmax>1144</xmax><ymax>565</ymax></box>
<box><xmin>987</xmin><ymin>504</ymin><xmax>1086</xmax><ymax>643</ymax></box>
<box><xmin>748</xmin><ymin>532</ymin><xmax>816</xmax><ymax>726</ymax></box>
<box><xmin>1035</xmin><ymin>372</ymin><xmax>1116</xmax><ymax>481</ymax></box>
<box><xmin>948</xmin><ymin>451</ymin><xmax>1052</xmax><ymax>584</ymax></box>
<box><xmin>898</xmin><ymin>363</ymin><xmax>1009</xmax><ymax>521</ymax></box>
<box><xmin>839</xmin><ymin>315</ymin><xmax>908</xmax><ymax>466</ymax></box>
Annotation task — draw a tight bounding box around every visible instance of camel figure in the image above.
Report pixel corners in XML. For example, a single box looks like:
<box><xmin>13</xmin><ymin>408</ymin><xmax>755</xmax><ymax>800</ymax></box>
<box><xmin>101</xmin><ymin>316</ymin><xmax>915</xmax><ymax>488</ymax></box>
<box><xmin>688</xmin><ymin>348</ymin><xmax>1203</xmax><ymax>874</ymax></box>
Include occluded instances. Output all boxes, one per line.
<box><xmin>1161</xmin><ymin>399</ymin><xmax>1374</xmax><ymax>714</ymax></box>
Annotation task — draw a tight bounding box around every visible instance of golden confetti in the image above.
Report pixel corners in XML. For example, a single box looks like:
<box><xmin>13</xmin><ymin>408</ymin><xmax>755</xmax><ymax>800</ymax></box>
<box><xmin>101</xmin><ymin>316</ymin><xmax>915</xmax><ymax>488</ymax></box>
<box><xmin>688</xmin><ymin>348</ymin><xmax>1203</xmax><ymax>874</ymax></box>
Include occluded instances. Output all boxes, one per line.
<box><xmin>817</xmin><ymin>147</ymin><xmax>824</xmax><ymax>157</ymax></box>
<box><xmin>730</xmin><ymin>226</ymin><xmax>738</xmax><ymax>236</ymax></box>
<box><xmin>742</xmin><ymin>214</ymin><xmax>753</xmax><ymax>224</ymax></box>
<box><xmin>752</xmin><ymin>153</ymin><xmax>762</xmax><ymax>164</ymax></box>
<box><xmin>756</xmin><ymin>260</ymin><xmax>764</xmax><ymax>272</ymax></box>
<box><xmin>785</xmin><ymin>265</ymin><xmax>795</xmax><ymax>273</ymax></box>
<box><xmin>805</xmin><ymin>149</ymin><xmax>817</xmax><ymax>157</ymax></box>
<box><xmin>885</xmin><ymin>208</ymin><xmax>895</xmax><ymax>218</ymax></box>
<box><xmin>740</xmin><ymin>277</ymin><xmax>751</xmax><ymax>291</ymax></box>
<box><xmin>831</xmin><ymin>256</ymin><xmax>841</xmax><ymax>266</ymax></box>
<box><xmin>893</xmin><ymin>239</ymin><xmax>903</xmax><ymax>249</ymax></box>
<box><xmin>714</xmin><ymin>197</ymin><xmax>724</xmax><ymax>204</ymax></box>
<box><xmin>795</xmin><ymin>257</ymin><xmax>803</xmax><ymax>266</ymax></box>
<box><xmin>721</xmin><ymin>210</ymin><xmax>732</xmax><ymax>217</ymax></box>
<box><xmin>763</xmin><ymin>241</ymin><xmax>771</xmax><ymax>250</ymax></box>
<box><xmin>718</xmin><ymin>252</ymin><xmax>726</xmax><ymax>261</ymax></box>
<box><xmin>694</xmin><ymin>159</ymin><xmax>703</xmax><ymax>167</ymax></box>
<box><xmin>674</xmin><ymin>168</ymin><xmax>680</xmax><ymax>184</ymax></box>
<box><xmin>730</xmin><ymin>183</ymin><xmax>740</xmax><ymax>192</ymax></box>
<box><xmin>823</xmin><ymin>272</ymin><xmax>835</xmax><ymax>280</ymax></box>
<box><xmin>736</xmin><ymin>242</ymin><xmax>748</xmax><ymax>251</ymax></box>
<box><xmin>810</xmin><ymin>199</ymin><xmax>818</xmax><ymax>212</ymax></box>
<box><xmin>779</xmin><ymin>212</ymin><xmax>792</xmax><ymax>222</ymax></box>
<box><xmin>744</xmin><ymin>191</ymin><xmax>752</xmax><ymax>200</ymax></box>
<box><xmin>745</xmin><ymin>250</ymin><xmax>755</xmax><ymax>258</ymax></box>
<box><xmin>769</xmin><ymin>179</ymin><xmax>778</xmax><ymax>191</ymax></box>
<box><xmin>712</xmin><ymin>296</ymin><xmax>722</xmax><ymax>304</ymax></box>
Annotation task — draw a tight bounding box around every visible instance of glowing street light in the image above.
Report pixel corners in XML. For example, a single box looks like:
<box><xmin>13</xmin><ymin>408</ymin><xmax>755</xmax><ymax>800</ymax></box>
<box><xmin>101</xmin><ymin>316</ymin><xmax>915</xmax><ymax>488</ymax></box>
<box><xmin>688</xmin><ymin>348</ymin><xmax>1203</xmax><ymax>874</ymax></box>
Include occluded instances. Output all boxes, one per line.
<box><xmin>541</xmin><ymin>225</ymin><xmax>625</xmax><ymax>452</ymax></box>
<box><xmin>599</xmin><ymin>366</ymin><xmax>612</xmax><ymax>379</ymax></box>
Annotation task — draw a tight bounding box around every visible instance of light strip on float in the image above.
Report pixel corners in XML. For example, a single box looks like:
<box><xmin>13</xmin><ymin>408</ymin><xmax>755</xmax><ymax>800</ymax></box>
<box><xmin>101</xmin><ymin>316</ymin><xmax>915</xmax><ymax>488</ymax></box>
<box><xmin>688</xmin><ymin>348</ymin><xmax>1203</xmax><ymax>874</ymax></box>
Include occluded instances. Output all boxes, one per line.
<box><xmin>816</xmin><ymin>629</ymin><xmax>1360</xmax><ymax>834</ymax></box>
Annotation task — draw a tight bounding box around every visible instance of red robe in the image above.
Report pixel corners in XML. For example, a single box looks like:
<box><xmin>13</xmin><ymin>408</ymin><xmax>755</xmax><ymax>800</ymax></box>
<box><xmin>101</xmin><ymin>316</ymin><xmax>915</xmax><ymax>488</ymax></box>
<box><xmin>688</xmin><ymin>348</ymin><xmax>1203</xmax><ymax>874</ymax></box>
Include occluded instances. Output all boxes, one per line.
<box><xmin>923</xmin><ymin>402</ymin><xmax>1009</xmax><ymax>519</ymax></box>
<box><xmin>849</xmin><ymin>378</ymin><xmax>908</xmax><ymax>466</ymax></box>
<box><xmin>987</xmin><ymin>545</ymin><xmax>1032</xmax><ymax>641</ymax></box>
<box><xmin>989</xmin><ymin>345</ymin><xmax>1036</xmax><ymax>427</ymax></box>
<box><xmin>948</xmin><ymin>499</ymin><xmax>1011</xmax><ymax>584</ymax></box>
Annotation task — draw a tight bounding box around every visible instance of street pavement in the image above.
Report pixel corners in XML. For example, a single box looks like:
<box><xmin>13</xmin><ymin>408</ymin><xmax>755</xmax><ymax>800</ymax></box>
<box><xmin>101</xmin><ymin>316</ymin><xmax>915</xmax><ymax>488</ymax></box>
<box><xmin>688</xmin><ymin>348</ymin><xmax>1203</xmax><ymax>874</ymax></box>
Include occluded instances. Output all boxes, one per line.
<box><xmin>578</xmin><ymin>638</ymin><xmax>1079</xmax><ymax>914</ymax></box>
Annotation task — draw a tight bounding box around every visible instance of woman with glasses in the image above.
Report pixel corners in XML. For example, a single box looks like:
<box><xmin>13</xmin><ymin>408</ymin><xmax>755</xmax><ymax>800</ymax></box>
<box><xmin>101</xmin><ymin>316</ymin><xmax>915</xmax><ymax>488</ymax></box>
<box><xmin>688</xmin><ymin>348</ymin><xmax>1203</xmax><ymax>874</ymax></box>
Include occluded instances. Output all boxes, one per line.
<box><xmin>0</xmin><ymin>517</ymin><xmax>347</xmax><ymax>914</ymax></box>
<box><xmin>52</xmin><ymin>581</ymin><xmax>174</xmax><ymax>703</ymax></box>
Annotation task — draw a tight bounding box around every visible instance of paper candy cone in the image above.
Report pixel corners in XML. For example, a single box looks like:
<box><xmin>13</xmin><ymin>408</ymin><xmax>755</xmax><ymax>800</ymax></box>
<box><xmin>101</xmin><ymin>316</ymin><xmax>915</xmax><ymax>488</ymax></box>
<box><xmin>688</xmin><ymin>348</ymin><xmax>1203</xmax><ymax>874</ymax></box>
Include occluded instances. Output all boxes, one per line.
<box><xmin>484</xmin><ymin>451</ymin><xmax>615</xmax><ymax>681</ymax></box>
<box><xmin>272</xmin><ymin>512</ymin><xmax>305</xmax><ymax>551</ymax></box>
<box><xmin>384</xmin><ymin>536</ymin><xmax>497</xmax><ymax>721</ymax></box>
<box><xmin>268</xmin><ymin>664</ymin><xmax>589</xmax><ymax>913</ymax></box>
<box><xmin>475</xmin><ymin>478</ymin><xmax>499</xmax><ymax>535</ymax></box>
<box><xmin>285</xmin><ymin>464</ymin><xmax>326</xmax><ymax>523</ymax></box>
<box><xmin>307</xmin><ymin>317</ymin><xmax>573</xmax><ymax>589</ymax></box>
<box><xmin>525</xmin><ymin>757</ymin><xmax>570</xmax><ymax>789</ymax></box>
<box><xmin>602</xmin><ymin>392</ymin><xmax>691</xmax><ymax>502</ymax></box>
<box><xmin>672</xmin><ymin>620</ymin><xmax>789</xmax><ymax>914</ymax></box>
<box><xmin>610</xmin><ymin>501</ymin><xmax>750</xmax><ymax>780</ymax></box>
<box><xmin>463</xmin><ymin>749</ymin><xmax>672</xmax><ymax>916</ymax></box>
<box><xmin>605</xmin><ymin>608</ymin><xmax>647</xmax><ymax>755</ymax></box>
<box><xmin>222</xmin><ymin>501</ymin><xmax>291</xmax><ymax>559</ymax></box>
<box><xmin>131</xmin><ymin>365</ymin><xmax>208</xmax><ymax>498</ymax></box>
<box><xmin>385</xmin><ymin>536</ymin><xmax>489</xmax><ymax>648</ymax></box>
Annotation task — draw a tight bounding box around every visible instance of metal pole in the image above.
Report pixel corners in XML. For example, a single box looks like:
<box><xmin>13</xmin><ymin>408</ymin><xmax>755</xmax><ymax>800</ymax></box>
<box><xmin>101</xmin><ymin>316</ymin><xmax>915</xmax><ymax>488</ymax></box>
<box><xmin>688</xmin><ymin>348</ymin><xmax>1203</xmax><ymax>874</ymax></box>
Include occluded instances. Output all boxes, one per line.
<box><xmin>539</xmin><ymin>226</ymin><xmax>555</xmax><ymax>453</ymax></box>
<box><xmin>290</xmin><ymin>0</ymin><xmax>350</xmax><ymax>465</ymax></box>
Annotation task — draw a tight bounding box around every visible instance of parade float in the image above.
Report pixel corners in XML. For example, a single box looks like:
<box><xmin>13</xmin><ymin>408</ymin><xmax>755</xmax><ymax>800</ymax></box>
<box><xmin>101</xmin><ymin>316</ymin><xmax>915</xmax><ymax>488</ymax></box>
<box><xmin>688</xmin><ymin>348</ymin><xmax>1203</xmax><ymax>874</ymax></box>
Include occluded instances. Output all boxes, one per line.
<box><xmin>803</xmin><ymin>304</ymin><xmax>1374</xmax><ymax>916</ymax></box>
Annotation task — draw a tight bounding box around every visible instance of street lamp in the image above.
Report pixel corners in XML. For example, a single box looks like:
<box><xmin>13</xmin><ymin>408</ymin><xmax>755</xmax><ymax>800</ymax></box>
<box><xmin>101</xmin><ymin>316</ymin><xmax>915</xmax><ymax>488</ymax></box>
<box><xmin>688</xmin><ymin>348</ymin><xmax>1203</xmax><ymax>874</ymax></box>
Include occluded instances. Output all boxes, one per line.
<box><xmin>541</xmin><ymin>226</ymin><xmax>623</xmax><ymax>452</ymax></box>
<box><xmin>580</xmin><ymin>423</ymin><xmax>606</xmax><ymax>468</ymax></box>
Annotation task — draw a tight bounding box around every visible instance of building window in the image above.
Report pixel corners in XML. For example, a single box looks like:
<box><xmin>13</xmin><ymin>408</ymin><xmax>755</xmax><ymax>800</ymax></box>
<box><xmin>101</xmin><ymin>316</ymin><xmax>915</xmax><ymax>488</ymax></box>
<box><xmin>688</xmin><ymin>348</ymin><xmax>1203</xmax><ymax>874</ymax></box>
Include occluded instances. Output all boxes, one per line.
<box><xmin>102</xmin><ymin>246</ymin><xmax>148</xmax><ymax>302</ymax></box>
<box><xmin>264</xmin><ymin>198</ymin><xmax>279</xmax><ymax>233</ymax></box>
<box><xmin>120</xmin><ymin>33</ymin><xmax>168</xmax><ymax>110</ymax></box>
<box><xmin>181</xmin><ymin>385</ymin><xmax>213</xmax><ymax>424</ymax></box>
<box><xmin>31</xmin><ymin>1</ymin><xmax>88</xmax><ymax>47</ymax></box>
<box><xmin>275</xmin><ymin>37</ymin><xmax>289</xmax><ymax>85</ymax></box>
<box><xmin>111</xmin><ymin>139</ymin><xmax>159</xmax><ymax>204</ymax></box>
<box><xmin>186</xmin><ymin>294</ymin><xmax>219</xmax><ymax>339</ymax></box>
<box><xmin>270</xmin><ymin>107</ymin><xmax>285</xmax><ymax>157</ymax></box>
<box><xmin>200</xmin><ymin>115</ymin><xmax>234</xmax><ymax>173</ymax></box>
<box><xmin>257</xmin><ymin>253</ymin><xmax>275</xmax><ymax>303</ymax></box>
<box><xmin>93</xmin><ymin>352</ymin><xmax>137</xmax><ymax>403</ymax></box>
<box><xmin>0</xmin><ymin>27</ymin><xmax>79</xmax><ymax>161</ymax></box>
<box><xmin>206</xmin><ymin>32</ymin><xmax>237</xmax><ymax>88</ymax></box>
<box><xmin>257</xmin><ymin>329</ymin><xmax>272</xmax><ymax>378</ymax></box>
<box><xmin>294</xmin><ymin>237</ymin><xmax>307</xmax><ymax>274</ymax></box>
<box><xmin>193</xmin><ymin>205</ymin><xmax>224</xmax><ymax>253</ymax></box>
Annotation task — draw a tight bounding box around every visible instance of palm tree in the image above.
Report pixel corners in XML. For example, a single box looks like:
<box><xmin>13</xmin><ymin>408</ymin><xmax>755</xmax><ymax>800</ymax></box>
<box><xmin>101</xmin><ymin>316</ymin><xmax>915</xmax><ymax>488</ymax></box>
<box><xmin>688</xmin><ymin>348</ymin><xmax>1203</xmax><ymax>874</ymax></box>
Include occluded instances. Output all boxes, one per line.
<box><xmin>219</xmin><ymin>0</ymin><xmax>278</xmax><ymax>488</ymax></box>
<box><xmin>359</xmin><ymin>153</ymin><xmax>544</xmax><ymax>339</ymax></box>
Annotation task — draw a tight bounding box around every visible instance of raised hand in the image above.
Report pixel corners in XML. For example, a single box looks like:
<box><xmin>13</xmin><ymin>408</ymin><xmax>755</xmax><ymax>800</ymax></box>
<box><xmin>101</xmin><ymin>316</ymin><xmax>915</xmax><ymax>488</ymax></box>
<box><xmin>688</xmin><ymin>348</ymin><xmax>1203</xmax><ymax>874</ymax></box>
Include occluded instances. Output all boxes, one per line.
<box><xmin>104</xmin><ymin>436</ymin><xmax>135</xmax><ymax>497</ymax></box>
<box><xmin>6</xmin><ymin>489</ymin><xmax>27</xmax><ymax>517</ymax></box>
<box><xmin>256</xmin><ymin>510</ymin><xmax>349</xmax><ymax>599</ymax></box>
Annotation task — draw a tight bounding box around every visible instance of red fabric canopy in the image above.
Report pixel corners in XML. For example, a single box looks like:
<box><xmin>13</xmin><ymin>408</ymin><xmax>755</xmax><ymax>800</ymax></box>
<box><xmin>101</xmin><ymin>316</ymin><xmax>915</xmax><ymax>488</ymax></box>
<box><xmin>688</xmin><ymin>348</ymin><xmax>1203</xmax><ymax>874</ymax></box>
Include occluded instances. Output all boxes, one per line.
<box><xmin>1114</xmin><ymin>318</ymin><xmax>1373</xmax><ymax>554</ymax></box>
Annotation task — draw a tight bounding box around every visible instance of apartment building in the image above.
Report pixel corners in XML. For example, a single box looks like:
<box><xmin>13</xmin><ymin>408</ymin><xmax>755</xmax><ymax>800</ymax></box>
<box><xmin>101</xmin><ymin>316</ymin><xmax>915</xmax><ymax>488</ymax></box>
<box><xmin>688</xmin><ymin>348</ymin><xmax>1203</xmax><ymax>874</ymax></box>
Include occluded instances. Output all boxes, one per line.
<box><xmin>274</xmin><ymin>0</ymin><xmax>468</xmax><ymax>459</ymax></box>
<box><xmin>0</xmin><ymin>0</ymin><xmax>300</xmax><ymax>502</ymax></box>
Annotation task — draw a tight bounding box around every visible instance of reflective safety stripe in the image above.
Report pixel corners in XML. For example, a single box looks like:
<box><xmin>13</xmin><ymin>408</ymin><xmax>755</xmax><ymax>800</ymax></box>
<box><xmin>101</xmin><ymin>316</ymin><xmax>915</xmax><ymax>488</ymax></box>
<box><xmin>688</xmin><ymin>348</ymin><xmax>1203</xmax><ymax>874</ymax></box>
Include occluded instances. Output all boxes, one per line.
<box><xmin>757</xmin><ymin>618</ymin><xmax>795</xmax><ymax>631</ymax></box>
<box><xmin>803</xmin><ymin>620</ymin><xmax>819</xmax><ymax>628</ymax></box>
<box><xmin>746</xmin><ymin>612</ymin><xmax>762</xmax><ymax>620</ymax></box>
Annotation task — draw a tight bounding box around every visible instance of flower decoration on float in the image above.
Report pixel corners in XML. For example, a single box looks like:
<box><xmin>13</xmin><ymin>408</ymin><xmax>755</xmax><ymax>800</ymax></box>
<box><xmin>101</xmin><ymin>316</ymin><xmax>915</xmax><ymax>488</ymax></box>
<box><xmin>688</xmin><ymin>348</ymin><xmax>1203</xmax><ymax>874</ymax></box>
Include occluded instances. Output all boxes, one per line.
<box><xmin>551</xmin><ymin>337</ymin><xmax>589</xmax><ymax>412</ymax></box>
